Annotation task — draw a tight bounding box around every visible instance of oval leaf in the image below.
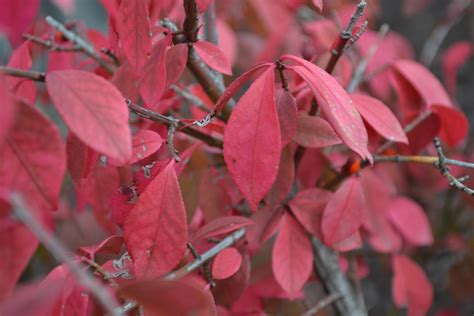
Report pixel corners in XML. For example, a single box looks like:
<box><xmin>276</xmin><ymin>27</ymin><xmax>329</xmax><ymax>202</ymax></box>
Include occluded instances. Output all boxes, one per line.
<box><xmin>351</xmin><ymin>94</ymin><xmax>408</xmax><ymax>144</ymax></box>
<box><xmin>46</xmin><ymin>70</ymin><xmax>132</xmax><ymax>163</ymax></box>
<box><xmin>0</xmin><ymin>101</ymin><xmax>65</xmax><ymax>210</ymax></box>
<box><xmin>224</xmin><ymin>67</ymin><xmax>281</xmax><ymax>211</ymax></box>
<box><xmin>124</xmin><ymin>161</ymin><xmax>187</xmax><ymax>278</ymax></box>
<box><xmin>139</xmin><ymin>40</ymin><xmax>167</xmax><ymax>107</ymax></box>
<box><xmin>212</xmin><ymin>247</ymin><xmax>243</xmax><ymax>280</ymax></box>
<box><xmin>194</xmin><ymin>40</ymin><xmax>232</xmax><ymax>75</ymax></box>
<box><xmin>392</xmin><ymin>255</ymin><xmax>433</xmax><ymax>316</ymax></box>
<box><xmin>272</xmin><ymin>212</ymin><xmax>313</xmax><ymax>298</ymax></box>
<box><xmin>322</xmin><ymin>177</ymin><xmax>364</xmax><ymax>245</ymax></box>
<box><xmin>116</xmin><ymin>0</ymin><xmax>152</xmax><ymax>72</ymax></box>
<box><xmin>388</xmin><ymin>197</ymin><xmax>433</xmax><ymax>246</ymax></box>
<box><xmin>283</xmin><ymin>55</ymin><xmax>372</xmax><ymax>162</ymax></box>
<box><xmin>192</xmin><ymin>216</ymin><xmax>254</xmax><ymax>243</ymax></box>
<box><xmin>129</xmin><ymin>130</ymin><xmax>163</xmax><ymax>164</ymax></box>
<box><xmin>293</xmin><ymin>112</ymin><xmax>342</xmax><ymax>148</ymax></box>
<box><xmin>275</xmin><ymin>89</ymin><xmax>297</xmax><ymax>147</ymax></box>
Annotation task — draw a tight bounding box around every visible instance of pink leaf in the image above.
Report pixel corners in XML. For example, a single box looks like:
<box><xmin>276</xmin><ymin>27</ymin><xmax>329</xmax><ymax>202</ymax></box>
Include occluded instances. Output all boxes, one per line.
<box><xmin>192</xmin><ymin>216</ymin><xmax>254</xmax><ymax>243</ymax></box>
<box><xmin>139</xmin><ymin>40</ymin><xmax>167</xmax><ymax>107</ymax></box>
<box><xmin>214</xmin><ymin>62</ymin><xmax>273</xmax><ymax>115</ymax></box>
<box><xmin>124</xmin><ymin>161</ymin><xmax>187</xmax><ymax>278</ymax></box>
<box><xmin>388</xmin><ymin>197</ymin><xmax>433</xmax><ymax>246</ymax></box>
<box><xmin>194</xmin><ymin>40</ymin><xmax>233</xmax><ymax>75</ymax></box>
<box><xmin>312</xmin><ymin>0</ymin><xmax>323</xmax><ymax>12</ymax></box>
<box><xmin>264</xmin><ymin>146</ymin><xmax>295</xmax><ymax>208</ymax></box>
<box><xmin>0</xmin><ymin>0</ymin><xmax>40</xmax><ymax>47</ymax></box>
<box><xmin>116</xmin><ymin>0</ymin><xmax>152</xmax><ymax>72</ymax></box>
<box><xmin>272</xmin><ymin>212</ymin><xmax>313</xmax><ymax>298</ymax></box>
<box><xmin>431</xmin><ymin>105</ymin><xmax>468</xmax><ymax>147</ymax></box>
<box><xmin>224</xmin><ymin>67</ymin><xmax>281</xmax><ymax>211</ymax></box>
<box><xmin>322</xmin><ymin>177</ymin><xmax>364</xmax><ymax>245</ymax></box>
<box><xmin>351</xmin><ymin>94</ymin><xmax>408</xmax><ymax>144</ymax></box>
<box><xmin>293</xmin><ymin>112</ymin><xmax>342</xmax><ymax>148</ymax></box>
<box><xmin>392</xmin><ymin>255</ymin><xmax>433</xmax><ymax>316</ymax></box>
<box><xmin>0</xmin><ymin>74</ymin><xmax>16</xmax><ymax>147</ymax></box>
<box><xmin>283</xmin><ymin>55</ymin><xmax>372</xmax><ymax>162</ymax></box>
<box><xmin>275</xmin><ymin>89</ymin><xmax>297</xmax><ymax>147</ymax></box>
<box><xmin>0</xmin><ymin>101</ymin><xmax>65</xmax><ymax>210</ymax></box>
<box><xmin>331</xmin><ymin>230</ymin><xmax>362</xmax><ymax>252</ymax></box>
<box><xmin>392</xmin><ymin>59</ymin><xmax>453</xmax><ymax>109</ymax></box>
<box><xmin>129</xmin><ymin>130</ymin><xmax>163</xmax><ymax>164</ymax></box>
<box><xmin>166</xmin><ymin>44</ymin><xmax>189</xmax><ymax>86</ymax></box>
<box><xmin>46</xmin><ymin>70</ymin><xmax>132</xmax><ymax>163</ymax></box>
<box><xmin>0</xmin><ymin>195</ymin><xmax>39</xmax><ymax>299</ymax></box>
<box><xmin>289</xmin><ymin>188</ymin><xmax>332</xmax><ymax>239</ymax></box>
<box><xmin>212</xmin><ymin>247</ymin><xmax>243</xmax><ymax>280</ymax></box>
<box><xmin>441</xmin><ymin>41</ymin><xmax>473</xmax><ymax>95</ymax></box>
<box><xmin>66</xmin><ymin>132</ymin><xmax>98</xmax><ymax>187</ymax></box>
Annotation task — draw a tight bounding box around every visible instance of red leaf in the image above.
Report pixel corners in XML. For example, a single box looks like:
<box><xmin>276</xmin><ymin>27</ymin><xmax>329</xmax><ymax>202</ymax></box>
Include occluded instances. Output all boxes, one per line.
<box><xmin>283</xmin><ymin>55</ymin><xmax>372</xmax><ymax>162</ymax></box>
<box><xmin>139</xmin><ymin>40</ymin><xmax>167</xmax><ymax>107</ymax></box>
<box><xmin>116</xmin><ymin>0</ymin><xmax>152</xmax><ymax>72</ymax></box>
<box><xmin>351</xmin><ymin>94</ymin><xmax>408</xmax><ymax>144</ymax></box>
<box><xmin>0</xmin><ymin>101</ymin><xmax>65</xmax><ymax>210</ymax></box>
<box><xmin>392</xmin><ymin>255</ymin><xmax>433</xmax><ymax>316</ymax></box>
<box><xmin>66</xmin><ymin>132</ymin><xmax>98</xmax><ymax>186</ymax></box>
<box><xmin>224</xmin><ymin>67</ymin><xmax>281</xmax><ymax>211</ymax></box>
<box><xmin>272</xmin><ymin>212</ymin><xmax>313</xmax><ymax>298</ymax></box>
<box><xmin>331</xmin><ymin>230</ymin><xmax>362</xmax><ymax>252</ymax></box>
<box><xmin>293</xmin><ymin>112</ymin><xmax>342</xmax><ymax>148</ymax></box>
<box><xmin>46</xmin><ymin>70</ymin><xmax>132</xmax><ymax>163</ymax></box>
<box><xmin>0</xmin><ymin>74</ymin><xmax>16</xmax><ymax>147</ymax></box>
<box><xmin>264</xmin><ymin>146</ymin><xmax>295</xmax><ymax>208</ymax></box>
<box><xmin>166</xmin><ymin>44</ymin><xmax>189</xmax><ymax>86</ymax></box>
<box><xmin>124</xmin><ymin>161</ymin><xmax>187</xmax><ymax>278</ymax></box>
<box><xmin>192</xmin><ymin>216</ymin><xmax>254</xmax><ymax>243</ymax></box>
<box><xmin>322</xmin><ymin>177</ymin><xmax>364</xmax><ymax>245</ymax></box>
<box><xmin>275</xmin><ymin>89</ymin><xmax>297</xmax><ymax>147</ymax></box>
<box><xmin>119</xmin><ymin>277</ymin><xmax>216</xmax><ymax>316</ymax></box>
<box><xmin>194</xmin><ymin>40</ymin><xmax>233</xmax><ymax>75</ymax></box>
<box><xmin>289</xmin><ymin>188</ymin><xmax>332</xmax><ymax>238</ymax></box>
<box><xmin>432</xmin><ymin>105</ymin><xmax>468</xmax><ymax>147</ymax></box>
<box><xmin>0</xmin><ymin>195</ymin><xmax>39</xmax><ymax>299</ymax></box>
<box><xmin>441</xmin><ymin>41</ymin><xmax>473</xmax><ymax>95</ymax></box>
<box><xmin>212</xmin><ymin>247</ymin><xmax>243</xmax><ymax>280</ymax></box>
<box><xmin>388</xmin><ymin>197</ymin><xmax>433</xmax><ymax>246</ymax></box>
<box><xmin>312</xmin><ymin>0</ymin><xmax>323</xmax><ymax>12</ymax></box>
<box><xmin>129</xmin><ymin>130</ymin><xmax>163</xmax><ymax>164</ymax></box>
<box><xmin>392</xmin><ymin>59</ymin><xmax>453</xmax><ymax>108</ymax></box>
<box><xmin>0</xmin><ymin>0</ymin><xmax>40</xmax><ymax>47</ymax></box>
<box><xmin>77</xmin><ymin>235</ymin><xmax>124</xmax><ymax>260</ymax></box>
<box><xmin>214</xmin><ymin>62</ymin><xmax>273</xmax><ymax>115</ymax></box>
<box><xmin>6</xmin><ymin>42</ymin><xmax>35</xmax><ymax>103</ymax></box>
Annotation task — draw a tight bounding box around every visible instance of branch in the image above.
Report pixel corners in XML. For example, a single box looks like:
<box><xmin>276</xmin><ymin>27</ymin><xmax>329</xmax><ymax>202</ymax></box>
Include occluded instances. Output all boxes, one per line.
<box><xmin>10</xmin><ymin>194</ymin><xmax>121</xmax><ymax>316</ymax></box>
<box><xmin>23</xmin><ymin>33</ymin><xmax>82</xmax><ymax>52</ymax></box>
<box><xmin>420</xmin><ymin>0</ymin><xmax>471</xmax><ymax>66</ymax></box>
<box><xmin>347</xmin><ymin>24</ymin><xmax>389</xmax><ymax>93</ymax></box>
<box><xmin>115</xmin><ymin>228</ymin><xmax>246</xmax><ymax>314</ymax></box>
<box><xmin>0</xmin><ymin>66</ymin><xmax>45</xmax><ymax>81</ymax></box>
<box><xmin>302</xmin><ymin>293</ymin><xmax>342</xmax><ymax>316</ymax></box>
<box><xmin>434</xmin><ymin>137</ymin><xmax>474</xmax><ymax>195</ymax></box>
<box><xmin>325</xmin><ymin>0</ymin><xmax>367</xmax><ymax>74</ymax></box>
<box><xmin>312</xmin><ymin>237</ymin><xmax>366</xmax><ymax>316</ymax></box>
<box><xmin>127</xmin><ymin>99</ymin><xmax>223</xmax><ymax>149</ymax></box>
<box><xmin>374</xmin><ymin>154</ymin><xmax>474</xmax><ymax>169</ymax></box>
<box><xmin>45</xmin><ymin>16</ymin><xmax>117</xmax><ymax>74</ymax></box>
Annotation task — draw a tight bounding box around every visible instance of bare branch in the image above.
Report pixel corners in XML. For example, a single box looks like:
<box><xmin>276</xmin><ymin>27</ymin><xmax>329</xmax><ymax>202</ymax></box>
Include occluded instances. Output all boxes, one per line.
<box><xmin>167</xmin><ymin>124</ymin><xmax>181</xmax><ymax>162</ymax></box>
<box><xmin>0</xmin><ymin>66</ymin><xmax>45</xmax><ymax>81</ymax></box>
<box><xmin>10</xmin><ymin>194</ymin><xmax>122</xmax><ymax>316</ymax></box>
<box><xmin>115</xmin><ymin>228</ymin><xmax>246</xmax><ymax>314</ymax></box>
<box><xmin>23</xmin><ymin>33</ymin><xmax>82</xmax><ymax>52</ymax></box>
<box><xmin>434</xmin><ymin>138</ymin><xmax>474</xmax><ymax>195</ymax></box>
<box><xmin>302</xmin><ymin>293</ymin><xmax>342</xmax><ymax>316</ymax></box>
<box><xmin>45</xmin><ymin>16</ymin><xmax>117</xmax><ymax>74</ymax></box>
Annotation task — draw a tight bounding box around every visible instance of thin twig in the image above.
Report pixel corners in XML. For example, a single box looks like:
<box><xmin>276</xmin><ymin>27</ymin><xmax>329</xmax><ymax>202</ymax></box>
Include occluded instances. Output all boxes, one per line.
<box><xmin>302</xmin><ymin>293</ymin><xmax>343</xmax><ymax>316</ymax></box>
<box><xmin>0</xmin><ymin>66</ymin><xmax>45</xmax><ymax>81</ymax></box>
<box><xmin>167</xmin><ymin>124</ymin><xmax>180</xmax><ymax>162</ymax></box>
<box><xmin>115</xmin><ymin>228</ymin><xmax>246</xmax><ymax>314</ymax></box>
<box><xmin>347</xmin><ymin>24</ymin><xmax>390</xmax><ymax>93</ymax></box>
<box><xmin>23</xmin><ymin>33</ymin><xmax>82</xmax><ymax>52</ymax></box>
<box><xmin>374</xmin><ymin>155</ymin><xmax>474</xmax><ymax>169</ymax></box>
<box><xmin>10</xmin><ymin>194</ymin><xmax>121</xmax><ymax>316</ymax></box>
<box><xmin>325</xmin><ymin>0</ymin><xmax>367</xmax><ymax>74</ymax></box>
<box><xmin>127</xmin><ymin>99</ymin><xmax>223</xmax><ymax>149</ymax></box>
<box><xmin>45</xmin><ymin>16</ymin><xmax>117</xmax><ymax>74</ymax></box>
<box><xmin>434</xmin><ymin>137</ymin><xmax>474</xmax><ymax>195</ymax></box>
<box><xmin>420</xmin><ymin>0</ymin><xmax>471</xmax><ymax>66</ymax></box>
